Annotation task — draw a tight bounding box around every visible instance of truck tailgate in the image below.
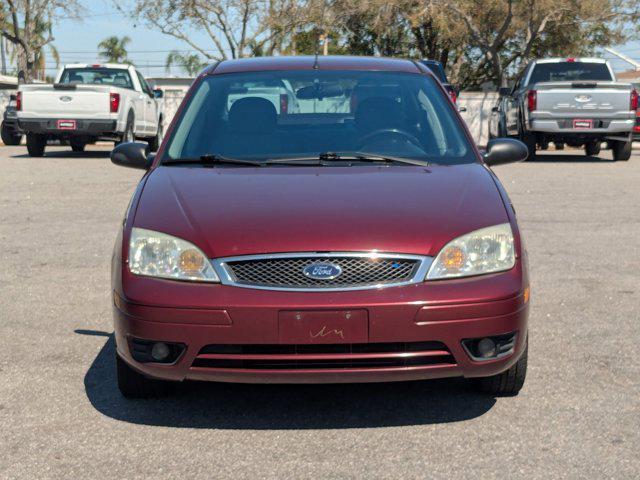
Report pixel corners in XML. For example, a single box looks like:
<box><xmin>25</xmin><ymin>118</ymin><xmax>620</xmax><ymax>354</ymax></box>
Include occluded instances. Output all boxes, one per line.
<box><xmin>20</xmin><ymin>85</ymin><xmax>111</xmax><ymax>118</ymax></box>
<box><xmin>534</xmin><ymin>81</ymin><xmax>632</xmax><ymax>118</ymax></box>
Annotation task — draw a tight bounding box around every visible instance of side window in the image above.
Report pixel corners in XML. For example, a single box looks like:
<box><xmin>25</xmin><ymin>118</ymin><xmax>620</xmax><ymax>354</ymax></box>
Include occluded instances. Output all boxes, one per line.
<box><xmin>136</xmin><ymin>72</ymin><xmax>153</xmax><ymax>97</ymax></box>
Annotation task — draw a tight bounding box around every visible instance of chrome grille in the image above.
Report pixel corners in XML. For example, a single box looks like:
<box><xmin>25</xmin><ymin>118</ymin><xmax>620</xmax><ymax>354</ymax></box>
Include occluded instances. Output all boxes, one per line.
<box><xmin>213</xmin><ymin>253</ymin><xmax>431</xmax><ymax>291</ymax></box>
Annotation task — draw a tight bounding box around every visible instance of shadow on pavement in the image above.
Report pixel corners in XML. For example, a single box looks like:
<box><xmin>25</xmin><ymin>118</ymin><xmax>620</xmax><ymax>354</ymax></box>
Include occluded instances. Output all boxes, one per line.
<box><xmin>528</xmin><ymin>153</ymin><xmax>615</xmax><ymax>163</ymax></box>
<box><xmin>78</xmin><ymin>329</ymin><xmax>496</xmax><ymax>429</ymax></box>
<box><xmin>11</xmin><ymin>149</ymin><xmax>111</xmax><ymax>159</ymax></box>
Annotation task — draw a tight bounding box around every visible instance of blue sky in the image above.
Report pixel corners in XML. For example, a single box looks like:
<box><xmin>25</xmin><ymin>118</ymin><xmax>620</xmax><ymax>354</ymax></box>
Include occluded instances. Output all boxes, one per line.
<box><xmin>49</xmin><ymin>0</ymin><xmax>640</xmax><ymax>79</ymax></box>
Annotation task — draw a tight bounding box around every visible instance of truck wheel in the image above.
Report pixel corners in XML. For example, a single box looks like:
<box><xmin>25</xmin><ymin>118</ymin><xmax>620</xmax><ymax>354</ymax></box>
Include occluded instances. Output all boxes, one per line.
<box><xmin>70</xmin><ymin>139</ymin><xmax>86</xmax><ymax>152</ymax></box>
<box><xmin>539</xmin><ymin>137</ymin><xmax>549</xmax><ymax>150</ymax></box>
<box><xmin>476</xmin><ymin>341</ymin><xmax>528</xmax><ymax>396</ymax></box>
<box><xmin>26</xmin><ymin>133</ymin><xmax>46</xmax><ymax>157</ymax></box>
<box><xmin>116</xmin><ymin>113</ymin><xmax>135</xmax><ymax>145</ymax></box>
<box><xmin>521</xmin><ymin>132</ymin><xmax>536</xmax><ymax>160</ymax></box>
<box><xmin>1</xmin><ymin>122</ymin><xmax>22</xmax><ymax>146</ymax></box>
<box><xmin>585</xmin><ymin>141</ymin><xmax>601</xmax><ymax>157</ymax></box>
<box><xmin>611</xmin><ymin>139</ymin><xmax>632</xmax><ymax>161</ymax></box>
<box><xmin>147</xmin><ymin>116</ymin><xmax>163</xmax><ymax>151</ymax></box>
<box><xmin>116</xmin><ymin>353</ymin><xmax>170</xmax><ymax>399</ymax></box>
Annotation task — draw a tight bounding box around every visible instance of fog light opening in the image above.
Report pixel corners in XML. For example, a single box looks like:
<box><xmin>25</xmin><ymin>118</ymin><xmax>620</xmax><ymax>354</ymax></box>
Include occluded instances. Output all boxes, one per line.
<box><xmin>151</xmin><ymin>342</ymin><xmax>171</xmax><ymax>361</ymax></box>
<box><xmin>462</xmin><ymin>332</ymin><xmax>517</xmax><ymax>362</ymax></box>
<box><xmin>476</xmin><ymin>338</ymin><xmax>497</xmax><ymax>358</ymax></box>
<box><xmin>130</xmin><ymin>338</ymin><xmax>185</xmax><ymax>364</ymax></box>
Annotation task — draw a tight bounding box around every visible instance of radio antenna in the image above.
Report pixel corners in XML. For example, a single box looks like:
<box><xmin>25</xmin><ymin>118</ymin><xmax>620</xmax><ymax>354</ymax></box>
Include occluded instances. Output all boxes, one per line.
<box><xmin>313</xmin><ymin>0</ymin><xmax>329</xmax><ymax>70</ymax></box>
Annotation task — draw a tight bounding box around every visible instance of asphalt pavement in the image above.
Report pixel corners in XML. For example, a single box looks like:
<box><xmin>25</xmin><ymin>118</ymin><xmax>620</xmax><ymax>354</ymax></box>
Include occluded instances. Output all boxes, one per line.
<box><xmin>1</xmin><ymin>144</ymin><xmax>639</xmax><ymax>479</ymax></box>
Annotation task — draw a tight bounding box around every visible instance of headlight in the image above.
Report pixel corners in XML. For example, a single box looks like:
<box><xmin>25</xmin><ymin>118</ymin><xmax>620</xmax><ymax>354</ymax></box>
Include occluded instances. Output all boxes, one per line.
<box><xmin>426</xmin><ymin>223</ymin><xmax>515</xmax><ymax>280</ymax></box>
<box><xmin>128</xmin><ymin>227</ymin><xmax>219</xmax><ymax>282</ymax></box>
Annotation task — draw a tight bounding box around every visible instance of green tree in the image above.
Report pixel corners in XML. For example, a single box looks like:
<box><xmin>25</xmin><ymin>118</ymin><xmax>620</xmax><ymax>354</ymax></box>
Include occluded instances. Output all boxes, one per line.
<box><xmin>1</xmin><ymin>0</ymin><xmax>80</xmax><ymax>83</ymax></box>
<box><xmin>98</xmin><ymin>36</ymin><xmax>131</xmax><ymax>64</ymax></box>
<box><xmin>165</xmin><ymin>50</ymin><xmax>206</xmax><ymax>76</ymax></box>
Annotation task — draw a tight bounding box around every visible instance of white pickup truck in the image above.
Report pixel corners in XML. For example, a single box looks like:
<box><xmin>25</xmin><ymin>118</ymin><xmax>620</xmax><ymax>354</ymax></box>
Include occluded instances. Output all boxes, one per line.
<box><xmin>16</xmin><ymin>63</ymin><xmax>164</xmax><ymax>156</ymax></box>
<box><xmin>502</xmin><ymin>58</ymin><xmax>636</xmax><ymax>160</ymax></box>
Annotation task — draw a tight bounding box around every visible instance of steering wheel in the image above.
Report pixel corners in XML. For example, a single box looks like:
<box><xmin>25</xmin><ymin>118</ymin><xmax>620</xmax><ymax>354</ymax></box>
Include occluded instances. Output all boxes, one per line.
<box><xmin>357</xmin><ymin>128</ymin><xmax>424</xmax><ymax>150</ymax></box>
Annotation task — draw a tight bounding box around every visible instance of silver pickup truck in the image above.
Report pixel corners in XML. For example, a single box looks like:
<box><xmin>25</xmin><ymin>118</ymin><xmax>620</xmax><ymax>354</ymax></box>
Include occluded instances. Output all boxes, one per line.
<box><xmin>502</xmin><ymin>58</ymin><xmax>637</xmax><ymax>160</ymax></box>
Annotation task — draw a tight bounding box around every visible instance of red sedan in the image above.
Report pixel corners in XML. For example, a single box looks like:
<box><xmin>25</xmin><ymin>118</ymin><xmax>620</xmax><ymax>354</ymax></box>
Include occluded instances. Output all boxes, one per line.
<box><xmin>110</xmin><ymin>56</ymin><xmax>530</xmax><ymax>398</ymax></box>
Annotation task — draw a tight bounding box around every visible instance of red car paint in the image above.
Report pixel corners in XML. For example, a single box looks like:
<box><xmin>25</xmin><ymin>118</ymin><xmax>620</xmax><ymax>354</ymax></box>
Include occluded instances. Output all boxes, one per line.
<box><xmin>113</xmin><ymin>56</ymin><xmax>529</xmax><ymax>384</ymax></box>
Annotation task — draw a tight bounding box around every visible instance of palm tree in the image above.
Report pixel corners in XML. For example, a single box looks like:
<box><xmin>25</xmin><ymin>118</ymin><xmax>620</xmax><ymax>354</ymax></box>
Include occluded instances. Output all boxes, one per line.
<box><xmin>98</xmin><ymin>36</ymin><xmax>131</xmax><ymax>64</ymax></box>
<box><xmin>165</xmin><ymin>51</ymin><xmax>205</xmax><ymax>76</ymax></box>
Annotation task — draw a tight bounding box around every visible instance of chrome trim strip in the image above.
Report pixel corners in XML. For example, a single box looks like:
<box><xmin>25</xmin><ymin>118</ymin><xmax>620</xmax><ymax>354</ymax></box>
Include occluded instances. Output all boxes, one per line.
<box><xmin>211</xmin><ymin>252</ymin><xmax>433</xmax><ymax>292</ymax></box>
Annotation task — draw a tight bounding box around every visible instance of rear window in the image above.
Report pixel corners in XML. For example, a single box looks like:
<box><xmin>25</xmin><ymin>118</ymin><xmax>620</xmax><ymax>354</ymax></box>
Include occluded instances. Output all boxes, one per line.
<box><xmin>58</xmin><ymin>68</ymin><xmax>134</xmax><ymax>89</ymax></box>
<box><xmin>528</xmin><ymin>62</ymin><xmax>612</xmax><ymax>84</ymax></box>
<box><xmin>163</xmin><ymin>70</ymin><xmax>475</xmax><ymax>165</ymax></box>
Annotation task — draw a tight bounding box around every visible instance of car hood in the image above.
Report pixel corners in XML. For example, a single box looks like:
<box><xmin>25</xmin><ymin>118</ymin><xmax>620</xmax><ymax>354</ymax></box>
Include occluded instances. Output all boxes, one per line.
<box><xmin>133</xmin><ymin>164</ymin><xmax>509</xmax><ymax>258</ymax></box>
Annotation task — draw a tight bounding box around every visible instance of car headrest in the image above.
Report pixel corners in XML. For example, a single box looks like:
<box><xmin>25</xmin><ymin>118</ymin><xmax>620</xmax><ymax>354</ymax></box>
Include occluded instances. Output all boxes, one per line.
<box><xmin>228</xmin><ymin>97</ymin><xmax>277</xmax><ymax>134</ymax></box>
<box><xmin>355</xmin><ymin>96</ymin><xmax>404</xmax><ymax>132</ymax></box>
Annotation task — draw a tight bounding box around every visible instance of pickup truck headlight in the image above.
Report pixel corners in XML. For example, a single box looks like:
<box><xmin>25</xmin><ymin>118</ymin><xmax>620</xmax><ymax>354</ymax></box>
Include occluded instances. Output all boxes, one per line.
<box><xmin>129</xmin><ymin>228</ymin><xmax>219</xmax><ymax>282</ymax></box>
<box><xmin>426</xmin><ymin>223</ymin><xmax>515</xmax><ymax>280</ymax></box>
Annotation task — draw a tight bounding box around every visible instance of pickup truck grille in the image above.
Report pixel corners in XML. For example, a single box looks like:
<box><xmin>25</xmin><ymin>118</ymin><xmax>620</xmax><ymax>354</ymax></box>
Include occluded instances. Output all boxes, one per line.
<box><xmin>214</xmin><ymin>253</ymin><xmax>430</xmax><ymax>291</ymax></box>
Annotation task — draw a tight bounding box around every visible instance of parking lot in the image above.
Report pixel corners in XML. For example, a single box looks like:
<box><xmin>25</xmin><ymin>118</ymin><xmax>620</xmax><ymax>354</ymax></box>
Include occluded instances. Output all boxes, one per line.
<box><xmin>1</xmin><ymin>143</ymin><xmax>639</xmax><ymax>479</ymax></box>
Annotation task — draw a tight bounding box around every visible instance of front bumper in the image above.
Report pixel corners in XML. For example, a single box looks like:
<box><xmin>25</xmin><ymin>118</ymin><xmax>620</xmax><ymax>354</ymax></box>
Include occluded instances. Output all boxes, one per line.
<box><xmin>113</xmin><ymin>278</ymin><xmax>529</xmax><ymax>384</ymax></box>
<box><xmin>17</xmin><ymin>118</ymin><xmax>117</xmax><ymax>136</ymax></box>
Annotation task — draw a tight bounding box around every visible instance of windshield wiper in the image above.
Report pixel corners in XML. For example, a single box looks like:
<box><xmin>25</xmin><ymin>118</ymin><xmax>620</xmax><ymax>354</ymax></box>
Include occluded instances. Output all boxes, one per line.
<box><xmin>163</xmin><ymin>154</ymin><xmax>263</xmax><ymax>167</ymax></box>
<box><xmin>264</xmin><ymin>152</ymin><xmax>429</xmax><ymax>167</ymax></box>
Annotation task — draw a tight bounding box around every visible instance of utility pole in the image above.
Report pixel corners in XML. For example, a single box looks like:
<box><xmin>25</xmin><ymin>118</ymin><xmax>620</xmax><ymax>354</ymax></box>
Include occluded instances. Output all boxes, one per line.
<box><xmin>0</xmin><ymin>37</ymin><xmax>6</xmax><ymax>75</ymax></box>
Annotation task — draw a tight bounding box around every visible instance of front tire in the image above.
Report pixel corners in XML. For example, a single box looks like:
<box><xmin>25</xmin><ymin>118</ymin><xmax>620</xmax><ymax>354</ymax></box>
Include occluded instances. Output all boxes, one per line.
<box><xmin>70</xmin><ymin>139</ymin><xmax>86</xmax><ymax>152</ymax></box>
<box><xmin>476</xmin><ymin>341</ymin><xmax>528</xmax><ymax>396</ymax></box>
<box><xmin>1</xmin><ymin>122</ymin><xmax>22</xmax><ymax>145</ymax></box>
<box><xmin>26</xmin><ymin>133</ymin><xmax>46</xmax><ymax>157</ymax></box>
<box><xmin>585</xmin><ymin>141</ymin><xmax>601</xmax><ymax>157</ymax></box>
<box><xmin>116</xmin><ymin>353</ymin><xmax>170</xmax><ymax>399</ymax></box>
<box><xmin>521</xmin><ymin>132</ymin><xmax>536</xmax><ymax>160</ymax></box>
<box><xmin>611</xmin><ymin>139</ymin><xmax>632</xmax><ymax>161</ymax></box>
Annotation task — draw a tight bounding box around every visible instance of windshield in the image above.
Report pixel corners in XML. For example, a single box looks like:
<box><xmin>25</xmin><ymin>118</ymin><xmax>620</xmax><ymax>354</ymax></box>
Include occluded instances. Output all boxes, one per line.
<box><xmin>163</xmin><ymin>70</ymin><xmax>474</xmax><ymax>165</ymax></box>
<box><xmin>58</xmin><ymin>68</ymin><xmax>134</xmax><ymax>89</ymax></box>
<box><xmin>528</xmin><ymin>62</ymin><xmax>612</xmax><ymax>84</ymax></box>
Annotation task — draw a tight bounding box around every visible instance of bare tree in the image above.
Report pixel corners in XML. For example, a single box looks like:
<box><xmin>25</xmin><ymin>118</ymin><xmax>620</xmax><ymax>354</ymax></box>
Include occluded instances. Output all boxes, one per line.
<box><xmin>437</xmin><ymin>0</ymin><xmax>640</xmax><ymax>87</ymax></box>
<box><xmin>0</xmin><ymin>0</ymin><xmax>80</xmax><ymax>82</ymax></box>
<box><xmin>129</xmin><ymin>0</ymin><xmax>308</xmax><ymax>60</ymax></box>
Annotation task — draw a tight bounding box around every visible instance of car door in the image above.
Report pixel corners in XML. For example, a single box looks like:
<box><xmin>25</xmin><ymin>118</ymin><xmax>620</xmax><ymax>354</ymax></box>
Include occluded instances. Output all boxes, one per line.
<box><xmin>504</xmin><ymin>73</ymin><xmax>524</xmax><ymax>136</ymax></box>
<box><xmin>135</xmin><ymin>72</ymin><xmax>156</xmax><ymax>135</ymax></box>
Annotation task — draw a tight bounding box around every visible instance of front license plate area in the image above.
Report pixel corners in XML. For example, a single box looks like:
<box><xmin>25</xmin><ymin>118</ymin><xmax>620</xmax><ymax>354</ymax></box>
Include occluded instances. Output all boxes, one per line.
<box><xmin>57</xmin><ymin>119</ymin><xmax>77</xmax><ymax>130</ymax></box>
<box><xmin>572</xmin><ymin>119</ymin><xmax>593</xmax><ymax>129</ymax></box>
<box><xmin>278</xmin><ymin>310</ymin><xmax>368</xmax><ymax>344</ymax></box>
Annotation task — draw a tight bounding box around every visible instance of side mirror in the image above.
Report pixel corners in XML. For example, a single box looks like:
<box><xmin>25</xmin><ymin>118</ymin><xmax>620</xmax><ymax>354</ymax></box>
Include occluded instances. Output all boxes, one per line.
<box><xmin>498</xmin><ymin>87</ymin><xmax>511</xmax><ymax>97</ymax></box>
<box><xmin>153</xmin><ymin>89</ymin><xmax>163</xmax><ymax>99</ymax></box>
<box><xmin>483</xmin><ymin>138</ymin><xmax>528</xmax><ymax>166</ymax></box>
<box><xmin>111</xmin><ymin>142</ymin><xmax>153</xmax><ymax>170</ymax></box>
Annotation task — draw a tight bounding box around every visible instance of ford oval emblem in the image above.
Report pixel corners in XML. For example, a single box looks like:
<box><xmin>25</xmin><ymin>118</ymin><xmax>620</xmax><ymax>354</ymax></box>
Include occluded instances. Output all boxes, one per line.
<box><xmin>303</xmin><ymin>262</ymin><xmax>342</xmax><ymax>280</ymax></box>
<box><xmin>59</xmin><ymin>96</ymin><xmax>73</xmax><ymax>102</ymax></box>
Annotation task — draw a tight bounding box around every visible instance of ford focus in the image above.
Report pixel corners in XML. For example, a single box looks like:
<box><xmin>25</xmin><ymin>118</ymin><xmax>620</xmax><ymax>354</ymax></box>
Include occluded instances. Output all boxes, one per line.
<box><xmin>110</xmin><ymin>56</ymin><xmax>530</xmax><ymax>398</ymax></box>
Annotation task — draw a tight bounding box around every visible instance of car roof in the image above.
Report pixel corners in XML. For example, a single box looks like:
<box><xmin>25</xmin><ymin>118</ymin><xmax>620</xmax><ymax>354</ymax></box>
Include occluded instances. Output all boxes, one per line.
<box><xmin>208</xmin><ymin>56</ymin><xmax>424</xmax><ymax>75</ymax></box>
